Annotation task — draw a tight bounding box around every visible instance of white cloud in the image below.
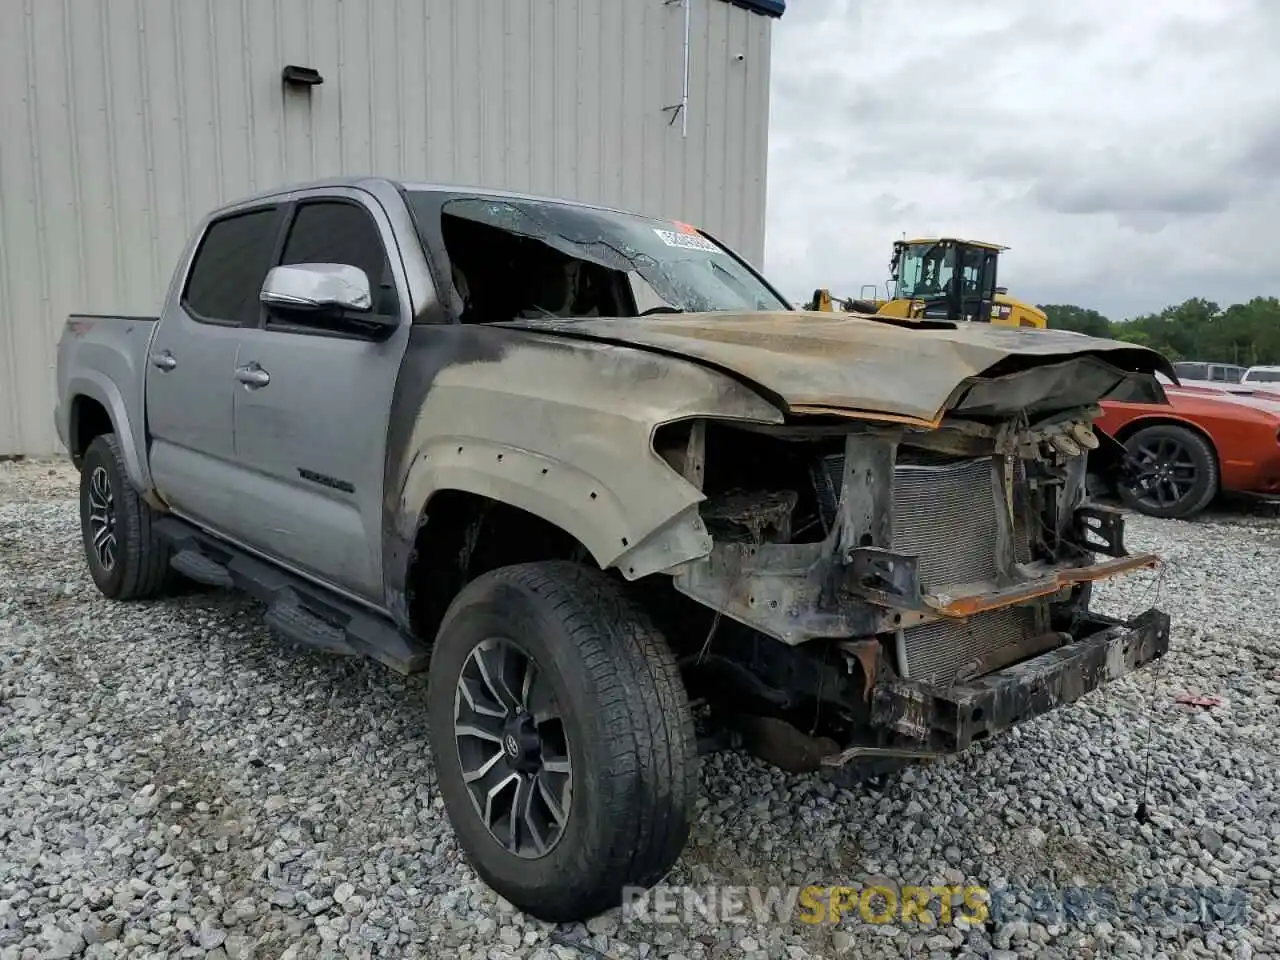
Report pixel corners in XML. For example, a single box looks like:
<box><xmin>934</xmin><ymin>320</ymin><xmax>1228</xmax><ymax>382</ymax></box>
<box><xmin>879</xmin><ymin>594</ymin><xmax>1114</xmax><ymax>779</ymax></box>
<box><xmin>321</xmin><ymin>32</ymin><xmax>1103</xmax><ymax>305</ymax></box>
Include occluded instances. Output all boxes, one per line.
<box><xmin>763</xmin><ymin>0</ymin><xmax>1280</xmax><ymax>318</ymax></box>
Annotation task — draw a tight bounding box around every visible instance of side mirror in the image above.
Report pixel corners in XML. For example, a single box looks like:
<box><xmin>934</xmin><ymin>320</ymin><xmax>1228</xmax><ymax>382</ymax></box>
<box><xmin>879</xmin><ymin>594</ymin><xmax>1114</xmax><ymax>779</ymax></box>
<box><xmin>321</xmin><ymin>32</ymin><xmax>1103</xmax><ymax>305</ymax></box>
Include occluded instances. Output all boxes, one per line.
<box><xmin>995</xmin><ymin>286</ymin><xmax>1008</xmax><ymax>295</ymax></box>
<box><xmin>261</xmin><ymin>262</ymin><xmax>376</xmax><ymax>313</ymax></box>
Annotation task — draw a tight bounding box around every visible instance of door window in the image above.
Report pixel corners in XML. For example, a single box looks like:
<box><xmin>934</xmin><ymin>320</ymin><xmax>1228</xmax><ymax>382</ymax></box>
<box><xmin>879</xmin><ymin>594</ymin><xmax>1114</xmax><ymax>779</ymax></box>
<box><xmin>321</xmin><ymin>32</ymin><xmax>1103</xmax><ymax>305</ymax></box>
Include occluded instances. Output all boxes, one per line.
<box><xmin>277</xmin><ymin>201</ymin><xmax>400</xmax><ymax>320</ymax></box>
<box><xmin>182</xmin><ymin>207</ymin><xmax>280</xmax><ymax>325</ymax></box>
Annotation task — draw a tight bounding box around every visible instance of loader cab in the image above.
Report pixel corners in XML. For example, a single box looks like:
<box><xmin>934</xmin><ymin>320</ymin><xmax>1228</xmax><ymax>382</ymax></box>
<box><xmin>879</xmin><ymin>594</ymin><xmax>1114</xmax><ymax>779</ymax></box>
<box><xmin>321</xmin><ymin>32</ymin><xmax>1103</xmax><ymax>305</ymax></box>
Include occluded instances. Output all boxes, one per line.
<box><xmin>889</xmin><ymin>238</ymin><xmax>1002</xmax><ymax>324</ymax></box>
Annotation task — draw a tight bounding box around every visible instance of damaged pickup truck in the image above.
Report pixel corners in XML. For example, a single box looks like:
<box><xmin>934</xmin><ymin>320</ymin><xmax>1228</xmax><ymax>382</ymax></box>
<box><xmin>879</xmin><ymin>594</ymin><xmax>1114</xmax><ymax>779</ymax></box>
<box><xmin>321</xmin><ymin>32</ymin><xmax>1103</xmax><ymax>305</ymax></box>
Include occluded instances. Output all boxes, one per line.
<box><xmin>55</xmin><ymin>177</ymin><xmax>1174</xmax><ymax>922</ymax></box>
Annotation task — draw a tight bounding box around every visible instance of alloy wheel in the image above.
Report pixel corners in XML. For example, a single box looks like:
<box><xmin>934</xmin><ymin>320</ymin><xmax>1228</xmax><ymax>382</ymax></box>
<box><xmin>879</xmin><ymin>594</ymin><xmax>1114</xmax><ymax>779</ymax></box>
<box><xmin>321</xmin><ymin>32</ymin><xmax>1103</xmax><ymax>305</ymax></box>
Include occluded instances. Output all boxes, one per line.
<box><xmin>87</xmin><ymin>466</ymin><xmax>118</xmax><ymax>570</ymax></box>
<box><xmin>1125</xmin><ymin>435</ymin><xmax>1198</xmax><ymax>511</ymax></box>
<box><xmin>453</xmin><ymin>637</ymin><xmax>572</xmax><ymax>859</ymax></box>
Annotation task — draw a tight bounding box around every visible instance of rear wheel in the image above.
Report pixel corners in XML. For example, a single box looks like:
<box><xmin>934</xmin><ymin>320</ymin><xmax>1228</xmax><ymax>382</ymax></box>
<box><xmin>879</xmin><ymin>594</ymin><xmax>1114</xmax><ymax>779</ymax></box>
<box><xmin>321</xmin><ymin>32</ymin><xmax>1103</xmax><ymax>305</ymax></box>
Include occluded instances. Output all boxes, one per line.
<box><xmin>79</xmin><ymin>434</ymin><xmax>176</xmax><ymax>599</ymax></box>
<box><xmin>1116</xmin><ymin>424</ymin><xmax>1218</xmax><ymax>519</ymax></box>
<box><xmin>426</xmin><ymin>561</ymin><xmax>699</xmax><ymax>921</ymax></box>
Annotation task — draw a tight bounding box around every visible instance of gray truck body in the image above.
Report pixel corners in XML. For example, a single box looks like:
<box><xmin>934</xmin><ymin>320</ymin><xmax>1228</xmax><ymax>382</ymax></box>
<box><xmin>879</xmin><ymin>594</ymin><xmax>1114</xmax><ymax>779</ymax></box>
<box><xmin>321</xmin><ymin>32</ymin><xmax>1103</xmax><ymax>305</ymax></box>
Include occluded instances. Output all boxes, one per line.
<box><xmin>54</xmin><ymin>176</ymin><xmax>1177</xmax><ymax>920</ymax></box>
<box><xmin>57</xmin><ymin>176</ymin><xmax>1171</xmax><ymax>632</ymax></box>
<box><xmin>55</xmin><ymin>177</ymin><xmax>1184</xmax><ymax>769</ymax></box>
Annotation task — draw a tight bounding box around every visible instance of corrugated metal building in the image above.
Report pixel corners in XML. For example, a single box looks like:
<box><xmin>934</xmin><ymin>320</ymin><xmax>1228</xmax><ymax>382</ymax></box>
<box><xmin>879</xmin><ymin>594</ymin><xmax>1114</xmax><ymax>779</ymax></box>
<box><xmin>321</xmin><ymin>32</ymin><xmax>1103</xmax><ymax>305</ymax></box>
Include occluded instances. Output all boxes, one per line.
<box><xmin>0</xmin><ymin>0</ymin><xmax>784</xmax><ymax>457</ymax></box>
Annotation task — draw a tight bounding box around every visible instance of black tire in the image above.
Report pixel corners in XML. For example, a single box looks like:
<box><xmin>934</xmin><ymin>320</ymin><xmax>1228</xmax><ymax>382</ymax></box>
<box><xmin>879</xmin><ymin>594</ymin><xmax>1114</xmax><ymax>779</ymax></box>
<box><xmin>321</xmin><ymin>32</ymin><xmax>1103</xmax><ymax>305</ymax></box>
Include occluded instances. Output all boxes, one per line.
<box><xmin>1116</xmin><ymin>423</ymin><xmax>1219</xmax><ymax>520</ymax></box>
<box><xmin>79</xmin><ymin>433</ymin><xmax>176</xmax><ymax>600</ymax></box>
<box><xmin>425</xmin><ymin>561</ymin><xmax>699</xmax><ymax>922</ymax></box>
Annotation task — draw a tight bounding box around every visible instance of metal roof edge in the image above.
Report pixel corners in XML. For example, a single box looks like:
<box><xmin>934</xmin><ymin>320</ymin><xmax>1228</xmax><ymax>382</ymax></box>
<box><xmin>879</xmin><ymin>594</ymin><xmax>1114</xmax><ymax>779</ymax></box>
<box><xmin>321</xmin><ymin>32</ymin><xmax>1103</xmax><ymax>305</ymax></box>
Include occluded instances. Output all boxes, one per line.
<box><xmin>718</xmin><ymin>0</ymin><xmax>785</xmax><ymax>18</ymax></box>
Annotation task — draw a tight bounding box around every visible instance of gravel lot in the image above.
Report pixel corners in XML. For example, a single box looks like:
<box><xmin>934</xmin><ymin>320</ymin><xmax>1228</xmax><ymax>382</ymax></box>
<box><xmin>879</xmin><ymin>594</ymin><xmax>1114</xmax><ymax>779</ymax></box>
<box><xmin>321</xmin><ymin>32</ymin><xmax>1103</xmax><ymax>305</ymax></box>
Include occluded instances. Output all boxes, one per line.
<box><xmin>2</xmin><ymin>457</ymin><xmax>1278</xmax><ymax>960</ymax></box>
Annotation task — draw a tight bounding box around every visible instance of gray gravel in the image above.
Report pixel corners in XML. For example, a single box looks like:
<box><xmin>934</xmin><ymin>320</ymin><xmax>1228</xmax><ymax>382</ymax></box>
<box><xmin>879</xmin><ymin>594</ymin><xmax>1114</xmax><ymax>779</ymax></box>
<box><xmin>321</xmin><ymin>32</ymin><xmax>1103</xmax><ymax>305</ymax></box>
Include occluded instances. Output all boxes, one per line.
<box><xmin>2</xmin><ymin>457</ymin><xmax>1278</xmax><ymax>960</ymax></box>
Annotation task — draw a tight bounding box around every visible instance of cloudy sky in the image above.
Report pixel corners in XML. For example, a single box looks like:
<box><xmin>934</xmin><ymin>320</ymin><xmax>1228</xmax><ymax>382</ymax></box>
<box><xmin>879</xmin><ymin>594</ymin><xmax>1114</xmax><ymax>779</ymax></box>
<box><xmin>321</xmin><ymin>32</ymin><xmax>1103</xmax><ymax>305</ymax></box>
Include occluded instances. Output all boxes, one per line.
<box><xmin>762</xmin><ymin>0</ymin><xmax>1280</xmax><ymax>320</ymax></box>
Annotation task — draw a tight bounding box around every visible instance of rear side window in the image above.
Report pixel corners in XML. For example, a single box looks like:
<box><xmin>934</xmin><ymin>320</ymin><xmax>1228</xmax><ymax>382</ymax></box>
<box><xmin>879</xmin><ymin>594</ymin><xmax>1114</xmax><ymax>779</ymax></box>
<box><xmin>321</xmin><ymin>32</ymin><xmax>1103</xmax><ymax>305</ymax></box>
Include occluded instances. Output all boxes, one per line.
<box><xmin>279</xmin><ymin>201</ymin><xmax>399</xmax><ymax>316</ymax></box>
<box><xmin>182</xmin><ymin>207</ymin><xmax>279</xmax><ymax>325</ymax></box>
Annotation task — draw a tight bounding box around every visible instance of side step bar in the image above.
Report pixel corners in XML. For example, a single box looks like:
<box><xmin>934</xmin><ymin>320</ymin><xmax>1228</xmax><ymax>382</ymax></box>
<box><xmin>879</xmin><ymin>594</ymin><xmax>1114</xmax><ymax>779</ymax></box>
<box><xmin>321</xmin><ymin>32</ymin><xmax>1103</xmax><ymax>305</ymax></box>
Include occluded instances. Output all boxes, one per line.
<box><xmin>171</xmin><ymin>548</ymin><xmax>234</xmax><ymax>589</ymax></box>
<box><xmin>156</xmin><ymin>517</ymin><xmax>430</xmax><ymax>675</ymax></box>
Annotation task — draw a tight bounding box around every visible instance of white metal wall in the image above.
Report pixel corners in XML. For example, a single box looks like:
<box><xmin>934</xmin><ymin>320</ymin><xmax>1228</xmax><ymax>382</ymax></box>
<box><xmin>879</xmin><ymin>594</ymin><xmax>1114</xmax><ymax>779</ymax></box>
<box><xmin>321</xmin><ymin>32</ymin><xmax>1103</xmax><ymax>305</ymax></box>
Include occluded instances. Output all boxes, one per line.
<box><xmin>0</xmin><ymin>0</ymin><xmax>774</xmax><ymax>456</ymax></box>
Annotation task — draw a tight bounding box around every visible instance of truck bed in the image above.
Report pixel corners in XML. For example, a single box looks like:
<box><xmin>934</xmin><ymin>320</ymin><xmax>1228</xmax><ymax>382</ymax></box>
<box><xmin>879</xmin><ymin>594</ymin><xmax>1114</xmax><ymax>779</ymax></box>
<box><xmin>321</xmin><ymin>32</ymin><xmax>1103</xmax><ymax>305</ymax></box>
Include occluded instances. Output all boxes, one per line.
<box><xmin>55</xmin><ymin>313</ymin><xmax>160</xmax><ymax>492</ymax></box>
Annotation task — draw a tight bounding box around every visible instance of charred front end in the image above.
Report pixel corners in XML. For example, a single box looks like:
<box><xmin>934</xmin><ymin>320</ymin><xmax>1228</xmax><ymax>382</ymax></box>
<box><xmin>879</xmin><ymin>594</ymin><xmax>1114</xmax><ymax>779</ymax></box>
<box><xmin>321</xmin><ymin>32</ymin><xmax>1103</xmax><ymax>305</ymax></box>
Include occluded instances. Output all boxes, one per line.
<box><xmin>655</xmin><ymin>406</ymin><xmax>1170</xmax><ymax>781</ymax></box>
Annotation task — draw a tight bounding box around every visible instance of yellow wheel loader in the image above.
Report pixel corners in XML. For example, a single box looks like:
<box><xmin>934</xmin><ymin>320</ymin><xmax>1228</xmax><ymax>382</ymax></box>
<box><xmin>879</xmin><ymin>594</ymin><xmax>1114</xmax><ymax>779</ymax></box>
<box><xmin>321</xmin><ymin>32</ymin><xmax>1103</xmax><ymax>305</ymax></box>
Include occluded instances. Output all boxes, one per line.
<box><xmin>809</xmin><ymin>237</ymin><xmax>1048</xmax><ymax>329</ymax></box>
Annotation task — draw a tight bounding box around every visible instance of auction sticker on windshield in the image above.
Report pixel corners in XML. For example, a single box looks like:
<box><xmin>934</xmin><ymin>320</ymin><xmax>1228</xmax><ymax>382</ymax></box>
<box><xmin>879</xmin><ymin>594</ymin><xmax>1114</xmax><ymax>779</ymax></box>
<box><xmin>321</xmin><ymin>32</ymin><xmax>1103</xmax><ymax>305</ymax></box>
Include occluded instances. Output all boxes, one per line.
<box><xmin>653</xmin><ymin>227</ymin><xmax>721</xmax><ymax>253</ymax></box>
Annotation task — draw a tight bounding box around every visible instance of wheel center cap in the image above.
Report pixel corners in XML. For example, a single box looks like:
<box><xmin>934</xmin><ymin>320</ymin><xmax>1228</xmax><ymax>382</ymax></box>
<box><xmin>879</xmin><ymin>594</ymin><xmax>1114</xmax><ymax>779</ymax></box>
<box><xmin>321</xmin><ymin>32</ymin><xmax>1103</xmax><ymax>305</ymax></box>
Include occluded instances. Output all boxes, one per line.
<box><xmin>502</xmin><ymin>715</ymin><xmax>542</xmax><ymax>771</ymax></box>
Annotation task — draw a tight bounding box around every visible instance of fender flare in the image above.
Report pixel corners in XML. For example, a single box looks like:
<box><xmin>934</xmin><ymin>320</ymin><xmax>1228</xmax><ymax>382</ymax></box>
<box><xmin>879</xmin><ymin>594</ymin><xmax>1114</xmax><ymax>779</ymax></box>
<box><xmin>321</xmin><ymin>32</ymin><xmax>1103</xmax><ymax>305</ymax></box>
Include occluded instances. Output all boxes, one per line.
<box><xmin>405</xmin><ymin>437</ymin><xmax>712</xmax><ymax>578</ymax></box>
<box><xmin>66</xmin><ymin>372</ymin><xmax>150</xmax><ymax>494</ymax></box>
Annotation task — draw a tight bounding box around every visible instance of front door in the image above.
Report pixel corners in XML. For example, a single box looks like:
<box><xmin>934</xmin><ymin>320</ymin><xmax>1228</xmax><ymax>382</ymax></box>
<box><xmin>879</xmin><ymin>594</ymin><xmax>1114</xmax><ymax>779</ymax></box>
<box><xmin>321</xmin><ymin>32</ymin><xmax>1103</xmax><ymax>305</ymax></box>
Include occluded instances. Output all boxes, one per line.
<box><xmin>227</xmin><ymin>192</ymin><xmax>412</xmax><ymax>601</ymax></box>
<box><xmin>146</xmin><ymin>204</ymin><xmax>283</xmax><ymax>529</ymax></box>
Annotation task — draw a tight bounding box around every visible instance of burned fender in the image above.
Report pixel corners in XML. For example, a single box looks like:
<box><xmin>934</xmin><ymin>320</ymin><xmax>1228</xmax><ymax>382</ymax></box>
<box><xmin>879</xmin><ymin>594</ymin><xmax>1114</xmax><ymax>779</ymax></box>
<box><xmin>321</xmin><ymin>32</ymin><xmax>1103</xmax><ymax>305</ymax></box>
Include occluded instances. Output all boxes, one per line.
<box><xmin>380</xmin><ymin>324</ymin><xmax>783</xmax><ymax>617</ymax></box>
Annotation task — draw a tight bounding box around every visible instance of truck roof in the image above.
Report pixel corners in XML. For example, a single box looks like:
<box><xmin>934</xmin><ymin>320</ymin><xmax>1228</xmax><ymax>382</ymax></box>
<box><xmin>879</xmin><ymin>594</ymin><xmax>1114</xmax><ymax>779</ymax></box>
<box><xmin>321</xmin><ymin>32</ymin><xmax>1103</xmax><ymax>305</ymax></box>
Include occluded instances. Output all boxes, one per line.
<box><xmin>217</xmin><ymin>175</ymin><xmax>650</xmax><ymax>221</ymax></box>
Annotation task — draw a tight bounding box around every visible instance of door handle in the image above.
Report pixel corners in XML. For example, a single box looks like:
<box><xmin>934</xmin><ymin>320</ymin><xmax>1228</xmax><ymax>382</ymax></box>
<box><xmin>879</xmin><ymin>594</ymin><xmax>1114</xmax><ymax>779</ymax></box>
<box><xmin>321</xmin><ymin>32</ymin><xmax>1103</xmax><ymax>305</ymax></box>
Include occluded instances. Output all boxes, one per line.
<box><xmin>150</xmin><ymin>350</ymin><xmax>177</xmax><ymax>372</ymax></box>
<box><xmin>234</xmin><ymin>362</ymin><xmax>271</xmax><ymax>388</ymax></box>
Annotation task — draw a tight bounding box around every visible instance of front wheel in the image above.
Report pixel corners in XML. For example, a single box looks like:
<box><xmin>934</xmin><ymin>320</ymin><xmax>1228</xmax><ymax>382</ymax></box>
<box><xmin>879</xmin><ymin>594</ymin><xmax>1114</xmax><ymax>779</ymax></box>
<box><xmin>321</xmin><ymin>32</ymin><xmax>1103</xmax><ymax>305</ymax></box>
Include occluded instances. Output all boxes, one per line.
<box><xmin>425</xmin><ymin>561</ymin><xmax>699</xmax><ymax>922</ymax></box>
<box><xmin>1116</xmin><ymin>423</ymin><xmax>1219</xmax><ymax>520</ymax></box>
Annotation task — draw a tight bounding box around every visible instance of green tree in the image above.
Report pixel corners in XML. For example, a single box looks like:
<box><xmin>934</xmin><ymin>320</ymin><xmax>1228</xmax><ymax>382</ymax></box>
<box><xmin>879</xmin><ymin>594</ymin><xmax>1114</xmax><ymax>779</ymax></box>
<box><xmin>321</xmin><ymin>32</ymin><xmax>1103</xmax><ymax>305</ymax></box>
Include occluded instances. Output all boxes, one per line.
<box><xmin>1027</xmin><ymin>295</ymin><xmax>1280</xmax><ymax>366</ymax></box>
<box><xmin>1039</xmin><ymin>304</ymin><xmax>1112</xmax><ymax>337</ymax></box>
<box><xmin>1095</xmin><ymin>297</ymin><xmax>1280</xmax><ymax>366</ymax></box>
<box><xmin>1109</xmin><ymin>326</ymin><xmax>1156</xmax><ymax>350</ymax></box>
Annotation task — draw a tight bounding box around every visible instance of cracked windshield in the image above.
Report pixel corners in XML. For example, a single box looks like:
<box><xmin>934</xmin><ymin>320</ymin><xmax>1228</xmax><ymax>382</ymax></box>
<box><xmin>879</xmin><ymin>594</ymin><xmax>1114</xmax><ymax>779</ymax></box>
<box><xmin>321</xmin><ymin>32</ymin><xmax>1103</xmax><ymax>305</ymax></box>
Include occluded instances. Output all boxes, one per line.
<box><xmin>414</xmin><ymin>193</ymin><xmax>789</xmax><ymax>321</ymax></box>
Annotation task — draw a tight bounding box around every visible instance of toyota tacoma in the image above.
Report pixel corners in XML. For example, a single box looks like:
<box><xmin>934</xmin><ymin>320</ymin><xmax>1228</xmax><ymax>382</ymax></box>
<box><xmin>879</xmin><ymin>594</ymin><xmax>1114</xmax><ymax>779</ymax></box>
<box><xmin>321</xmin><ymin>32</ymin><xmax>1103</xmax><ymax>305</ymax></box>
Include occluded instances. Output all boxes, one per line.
<box><xmin>55</xmin><ymin>177</ymin><xmax>1173</xmax><ymax>921</ymax></box>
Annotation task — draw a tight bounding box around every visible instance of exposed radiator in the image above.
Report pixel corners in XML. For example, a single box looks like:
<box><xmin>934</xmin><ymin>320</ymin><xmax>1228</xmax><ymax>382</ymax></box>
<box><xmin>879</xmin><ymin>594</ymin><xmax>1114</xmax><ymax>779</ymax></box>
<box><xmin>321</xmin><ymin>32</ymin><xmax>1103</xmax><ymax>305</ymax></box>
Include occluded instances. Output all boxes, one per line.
<box><xmin>814</xmin><ymin>452</ymin><xmax>1042</xmax><ymax>686</ymax></box>
<box><xmin>1012</xmin><ymin>457</ymin><xmax>1033</xmax><ymax>564</ymax></box>
<box><xmin>899</xmin><ymin>605</ymin><xmax>1038</xmax><ymax>685</ymax></box>
<box><xmin>891</xmin><ymin>457</ymin><xmax>999</xmax><ymax>587</ymax></box>
<box><xmin>813</xmin><ymin>453</ymin><xmax>1034</xmax><ymax>578</ymax></box>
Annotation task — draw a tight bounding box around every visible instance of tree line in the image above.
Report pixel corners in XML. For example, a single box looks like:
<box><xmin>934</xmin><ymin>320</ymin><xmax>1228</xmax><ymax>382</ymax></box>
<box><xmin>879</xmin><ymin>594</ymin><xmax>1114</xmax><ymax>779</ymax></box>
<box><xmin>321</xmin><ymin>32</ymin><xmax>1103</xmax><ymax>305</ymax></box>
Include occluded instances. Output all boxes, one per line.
<box><xmin>1040</xmin><ymin>298</ymin><xmax>1280</xmax><ymax>366</ymax></box>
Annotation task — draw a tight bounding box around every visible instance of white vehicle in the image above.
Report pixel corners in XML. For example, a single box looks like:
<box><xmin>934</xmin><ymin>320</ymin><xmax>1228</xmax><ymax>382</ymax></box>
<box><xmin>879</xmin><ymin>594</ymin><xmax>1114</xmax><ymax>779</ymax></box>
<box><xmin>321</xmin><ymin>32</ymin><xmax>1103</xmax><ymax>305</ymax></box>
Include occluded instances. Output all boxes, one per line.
<box><xmin>1241</xmin><ymin>365</ymin><xmax>1280</xmax><ymax>385</ymax></box>
<box><xmin>1171</xmin><ymin>361</ymin><xmax>1246</xmax><ymax>388</ymax></box>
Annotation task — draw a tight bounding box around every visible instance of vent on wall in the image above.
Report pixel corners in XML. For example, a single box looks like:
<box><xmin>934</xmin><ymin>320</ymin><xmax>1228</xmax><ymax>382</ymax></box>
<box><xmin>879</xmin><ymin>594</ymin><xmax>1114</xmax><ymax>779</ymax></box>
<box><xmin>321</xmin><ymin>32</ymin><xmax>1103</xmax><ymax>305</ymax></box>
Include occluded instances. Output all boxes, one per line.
<box><xmin>282</xmin><ymin>65</ymin><xmax>323</xmax><ymax>87</ymax></box>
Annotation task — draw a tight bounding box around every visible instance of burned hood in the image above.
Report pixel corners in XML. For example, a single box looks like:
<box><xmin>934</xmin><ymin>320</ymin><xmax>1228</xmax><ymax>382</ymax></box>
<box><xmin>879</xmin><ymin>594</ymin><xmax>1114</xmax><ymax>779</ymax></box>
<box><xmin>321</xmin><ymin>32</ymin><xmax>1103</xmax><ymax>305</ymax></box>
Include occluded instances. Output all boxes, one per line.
<box><xmin>495</xmin><ymin>311</ymin><xmax>1174</xmax><ymax>425</ymax></box>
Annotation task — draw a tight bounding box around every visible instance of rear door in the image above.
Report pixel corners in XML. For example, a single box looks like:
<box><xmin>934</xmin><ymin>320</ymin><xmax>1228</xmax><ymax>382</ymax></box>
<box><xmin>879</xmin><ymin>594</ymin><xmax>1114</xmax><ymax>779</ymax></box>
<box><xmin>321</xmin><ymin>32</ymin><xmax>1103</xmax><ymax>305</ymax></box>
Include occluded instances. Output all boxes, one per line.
<box><xmin>146</xmin><ymin>204</ymin><xmax>283</xmax><ymax>528</ymax></box>
<box><xmin>226</xmin><ymin>190</ymin><xmax>412</xmax><ymax>600</ymax></box>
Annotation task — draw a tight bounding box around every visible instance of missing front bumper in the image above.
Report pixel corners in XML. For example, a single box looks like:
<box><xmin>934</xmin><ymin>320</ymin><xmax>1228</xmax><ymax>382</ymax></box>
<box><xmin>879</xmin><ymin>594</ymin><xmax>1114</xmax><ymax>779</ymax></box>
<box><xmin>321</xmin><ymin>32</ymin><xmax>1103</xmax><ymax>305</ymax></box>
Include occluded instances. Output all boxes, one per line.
<box><xmin>868</xmin><ymin>608</ymin><xmax>1170</xmax><ymax>754</ymax></box>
